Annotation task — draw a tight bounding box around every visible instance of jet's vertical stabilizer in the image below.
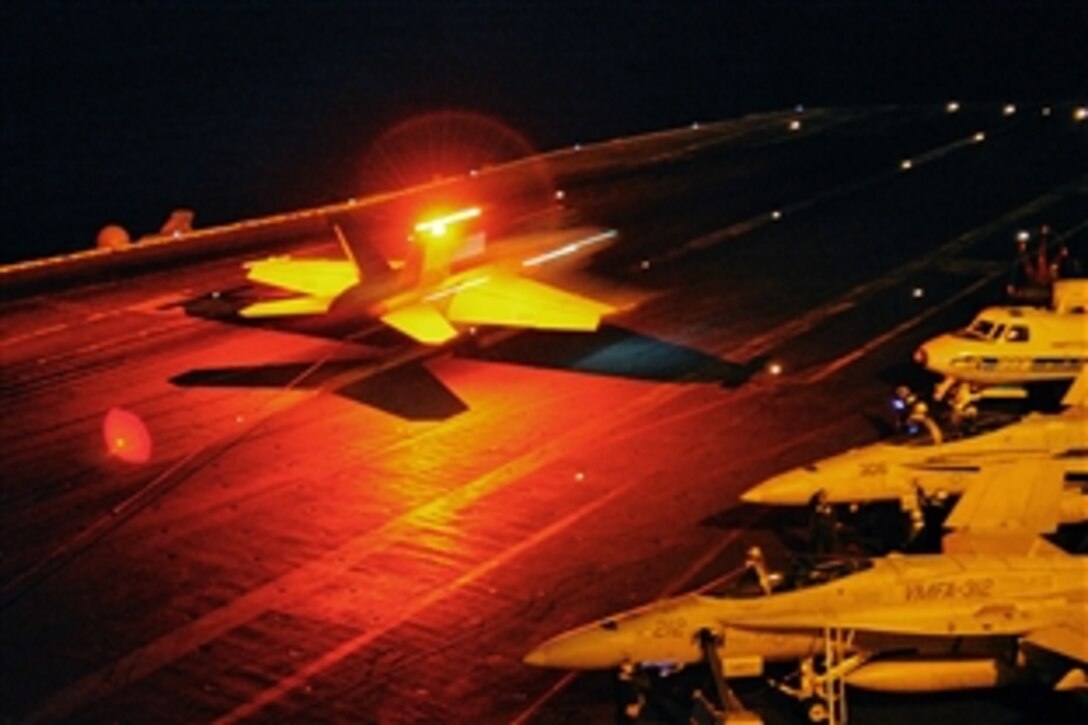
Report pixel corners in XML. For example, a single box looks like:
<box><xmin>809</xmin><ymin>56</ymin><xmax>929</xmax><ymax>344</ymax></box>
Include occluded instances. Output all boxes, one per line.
<box><xmin>327</xmin><ymin>214</ymin><xmax>396</xmax><ymax>286</ymax></box>
<box><xmin>407</xmin><ymin>207</ymin><xmax>484</xmax><ymax>289</ymax></box>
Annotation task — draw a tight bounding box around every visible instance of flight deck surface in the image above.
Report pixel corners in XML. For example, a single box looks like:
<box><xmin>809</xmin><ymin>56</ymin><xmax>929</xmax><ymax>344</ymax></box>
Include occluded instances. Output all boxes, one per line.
<box><xmin>2</xmin><ymin>105</ymin><xmax>1086</xmax><ymax>723</ymax></box>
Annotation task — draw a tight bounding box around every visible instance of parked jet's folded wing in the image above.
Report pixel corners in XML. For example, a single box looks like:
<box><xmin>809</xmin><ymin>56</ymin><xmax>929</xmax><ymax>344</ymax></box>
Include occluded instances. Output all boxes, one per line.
<box><xmin>1061</xmin><ymin>369</ymin><xmax>1088</xmax><ymax>408</ymax></box>
<box><xmin>446</xmin><ymin>274</ymin><xmax>614</xmax><ymax>332</ymax></box>
<box><xmin>944</xmin><ymin>459</ymin><xmax>1065</xmax><ymax>536</ymax></box>
<box><xmin>1023</xmin><ymin>618</ymin><xmax>1088</xmax><ymax>665</ymax></box>
<box><xmin>380</xmin><ymin>303</ymin><xmax>459</xmax><ymax>345</ymax></box>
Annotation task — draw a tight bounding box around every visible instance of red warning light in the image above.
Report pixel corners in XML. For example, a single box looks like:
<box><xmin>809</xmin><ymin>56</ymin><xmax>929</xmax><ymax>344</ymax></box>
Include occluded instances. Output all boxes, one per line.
<box><xmin>103</xmin><ymin>407</ymin><xmax>152</xmax><ymax>463</ymax></box>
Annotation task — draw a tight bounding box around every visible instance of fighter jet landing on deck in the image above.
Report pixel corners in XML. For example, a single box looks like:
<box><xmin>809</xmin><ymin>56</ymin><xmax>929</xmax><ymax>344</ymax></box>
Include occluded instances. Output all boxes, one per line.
<box><xmin>240</xmin><ymin>207</ymin><xmax>617</xmax><ymax>345</ymax></box>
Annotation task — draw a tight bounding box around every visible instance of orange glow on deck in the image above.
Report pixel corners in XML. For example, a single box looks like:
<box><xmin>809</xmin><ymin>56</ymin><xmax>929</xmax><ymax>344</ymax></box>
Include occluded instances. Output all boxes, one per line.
<box><xmin>103</xmin><ymin>407</ymin><xmax>153</xmax><ymax>463</ymax></box>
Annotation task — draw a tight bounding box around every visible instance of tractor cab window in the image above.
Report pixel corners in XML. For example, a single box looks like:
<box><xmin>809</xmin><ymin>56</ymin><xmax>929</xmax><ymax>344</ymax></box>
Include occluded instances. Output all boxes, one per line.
<box><xmin>959</xmin><ymin>318</ymin><xmax>997</xmax><ymax>340</ymax></box>
<box><xmin>1005</xmin><ymin>325</ymin><xmax>1030</xmax><ymax>342</ymax></box>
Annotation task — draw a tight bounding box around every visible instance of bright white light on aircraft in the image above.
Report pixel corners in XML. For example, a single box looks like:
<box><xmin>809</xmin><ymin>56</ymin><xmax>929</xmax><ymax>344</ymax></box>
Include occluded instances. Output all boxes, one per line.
<box><xmin>771</xmin><ymin>210</ymin><xmax>782</xmax><ymax>221</ymax></box>
<box><xmin>574</xmin><ymin>471</ymin><xmax>586</xmax><ymax>482</ymax></box>
<box><xmin>640</xmin><ymin>259</ymin><xmax>651</xmax><ymax>270</ymax></box>
<box><xmin>946</xmin><ymin>101</ymin><xmax>960</xmax><ymax>113</ymax></box>
<box><xmin>1041</xmin><ymin>106</ymin><xmax>1052</xmax><ymax>117</ymax></box>
<box><xmin>573</xmin><ymin>143</ymin><xmax>582</xmax><ymax>151</ymax></box>
<box><xmin>522</xmin><ymin>229</ymin><xmax>617</xmax><ymax>267</ymax></box>
<box><xmin>912</xmin><ymin>287</ymin><xmax>924</xmax><ymax>299</ymax></box>
<box><xmin>789</xmin><ymin>119</ymin><xmax>802</xmax><ymax>131</ymax></box>
<box><xmin>414</xmin><ymin>207</ymin><xmax>482</xmax><ymax>236</ymax></box>
<box><xmin>900</xmin><ymin>159</ymin><xmax>913</xmax><ymax>170</ymax></box>
<box><xmin>767</xmin><ymin>361</ymin><xmax>783</xmax><ymax>376</ymax></box>
<box><xmin>691</xmin><ymin>121</ymin><xmax>701</xmax><ymax>130</ymax></box>
<box><xmin>1017</xmin><ymin>230</ymin><xmax>1031</xmax><ymax>243</ymax></box>
<box><xmin>1075</xmin><ymin>107</ymin><xmax>1088</xmax><ymax>122</ymax></box>
<box><xmin>1003</xmin><ymin>104</ymin><xmax>1016</xmax><ymax>116</ymax></box>
<box><xmin>554</xmin><ymin>190</ymin><xmax>566</xmax><ymax>201</ymax></box>
<box><xmin>423</xmin><ymin>276</ymin><xmax>489</xmax><ymax>302</ymax></box>
<box><xmin>973</xmin><ymin>131</ymin><xmax>986</xmax><ymax>142</ymax></box>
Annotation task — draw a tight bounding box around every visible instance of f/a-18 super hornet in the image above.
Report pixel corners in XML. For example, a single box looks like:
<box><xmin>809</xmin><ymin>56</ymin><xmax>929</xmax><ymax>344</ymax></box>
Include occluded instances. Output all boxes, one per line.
<box><xmin>525</xmin><ymin>459</ymin><xmax>1087</xmax><ymax>724</ymax></box>
<box><xmin>240</xmin><ymin>205</ymin><xmax>617</xmax><ymax>345</ymax></box>
<box><xmin>739</xmin><ymin>371</ymin><xmax>1088</xmax><ymax>525</ymax></box>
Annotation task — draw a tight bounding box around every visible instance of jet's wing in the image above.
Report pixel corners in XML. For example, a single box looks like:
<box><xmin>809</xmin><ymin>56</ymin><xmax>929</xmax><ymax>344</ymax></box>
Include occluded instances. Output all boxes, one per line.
<box><xmin>1061</xmin><ymin>369</ymin><xmax>1088</xmax><ymax>408</ymax></box>
<box><xmin>445</xmin><ymin>274</ymin><xmax>614</xmax><ymax>332</ymax></box>
<box><xmin>239</xmin><ymin>296</ymin><xmax>336</xmax><ymax>317</ymax></box>
<box><xmin>240</xmin><ymin>258</ymin><xmax>359</xmax><ymax>318</ymax></box>
<box><xmin>940</xmin><ymin>458</ymin><xmax>1085</xmax><ymax>555</ymax></box>
<box><xmin>943</xmin><ymin>459</ymin><xmax>1063</xmax><ymax>535</ymax></box>
<box><xmin>1022</xmin><ymin>616</ymin><xmax>1088</xmax><ymax>665</ymax></box>
<box><xmin>380</xmin><ymin>303</ymin><xmax>459</xmax><ymax>345</ymax></box>
<box><xmin>244</xmin><ymin>258</ymin><xmax>359</xmax><ymax>297</ymax></box>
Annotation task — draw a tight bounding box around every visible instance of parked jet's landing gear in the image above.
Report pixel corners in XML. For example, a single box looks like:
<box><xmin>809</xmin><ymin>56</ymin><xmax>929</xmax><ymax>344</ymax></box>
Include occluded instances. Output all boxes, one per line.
<box><xmin>695</xmin><ymin>628</ymin><xmax>764</xmax><ymax>724</ymax></box>
<box><xmin>771</xmin><ymin>627</ymin><xmax>866</xmax><ymax>725</ymax></box>
<box><xmin>801</xmin><ymin>696</ymin><xmax>829</xmax><ymax>724</ymax></box>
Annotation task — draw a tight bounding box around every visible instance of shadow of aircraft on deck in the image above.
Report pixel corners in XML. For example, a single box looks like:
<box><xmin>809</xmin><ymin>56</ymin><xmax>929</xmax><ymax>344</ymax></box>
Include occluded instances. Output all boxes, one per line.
<box><xmin>170</xmin><ymin>359</ymin><xmax>469</xmax><ymax>421</ymax></box>
<box><xmin>460</xmin><ymin>325</ymin><xmax>766</xmax><ymax>388</ymax></box>
<box><xmin>170</xmin><ymin>290</ymin><xmax>766</xmax><ymax>419</ymax></box>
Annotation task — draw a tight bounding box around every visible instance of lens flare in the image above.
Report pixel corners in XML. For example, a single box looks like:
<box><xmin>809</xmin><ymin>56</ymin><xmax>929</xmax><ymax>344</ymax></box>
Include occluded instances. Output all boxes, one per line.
<box><xmin>103</xmin><ymin>407</ymin><xmax>152</xmax><ymax>463</ymax></box>
<box><xmin>359</xmin><ymin>111</ymin><xmax>557</xmax><ymax>258</ymax></box>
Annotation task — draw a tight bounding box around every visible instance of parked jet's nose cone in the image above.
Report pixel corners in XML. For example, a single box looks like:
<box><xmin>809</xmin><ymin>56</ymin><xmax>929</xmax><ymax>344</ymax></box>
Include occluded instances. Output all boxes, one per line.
<box><xmin>913</xmin><ymin>345</ymin><xmax>928</xmax><ymax>366</ymax></box>
<box><xmin>741</xmin><ymin>467</ymin><xmax>822</xmax><ymax>506</ymax></box>
<box><xmin>523</xmin><ymin>620</ymin><xmax>632</xmax><ymax>669</ymax></box>
<box><xmin>521</xmin><ymin>647</ymin><xmax>551</xmax><ymax>668</ymax></box>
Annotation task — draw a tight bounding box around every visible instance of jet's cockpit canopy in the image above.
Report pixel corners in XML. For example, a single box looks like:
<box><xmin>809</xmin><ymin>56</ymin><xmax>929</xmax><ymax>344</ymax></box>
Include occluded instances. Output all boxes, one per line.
<box><xmin>702</xmin><ymin>556</ymin><xmax>873</xmax><ymax>599</ymax></box>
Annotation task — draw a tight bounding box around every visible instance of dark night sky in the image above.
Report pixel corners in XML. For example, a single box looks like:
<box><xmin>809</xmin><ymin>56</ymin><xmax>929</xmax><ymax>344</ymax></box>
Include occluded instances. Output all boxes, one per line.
<box><xmin>2</xmin><ymin>1</ymin><xmax>1085</xmax><ymax>262</ymax></box>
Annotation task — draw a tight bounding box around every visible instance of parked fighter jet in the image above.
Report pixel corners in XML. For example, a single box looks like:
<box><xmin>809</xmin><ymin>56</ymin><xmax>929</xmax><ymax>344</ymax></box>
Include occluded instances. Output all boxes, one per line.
<box><xmin>525</xmin><ymin>460</ymin><xmax>1087</xmax><ymax>723</ymax></box>
<box><xmin>240</xmin><ymin>206</ymin><xmax>617</xmax><ymax>344</ymax></box>
<box><xmin>914</xmin><ymin>280</ymin><xmax>1087</xmax><ymax>395</ymax></box>
<box><xmin>739</xmin><ymin>371</ymin><xmax>1088</xmax><ymax>517</ymax></box>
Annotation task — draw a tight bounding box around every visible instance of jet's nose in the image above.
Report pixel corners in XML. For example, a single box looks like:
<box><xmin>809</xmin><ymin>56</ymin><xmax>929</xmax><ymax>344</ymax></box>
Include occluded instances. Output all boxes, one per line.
<box><xmin>741</xmin><ymin>466</ymin><xmax>821</xmax><ymax>506</ymax></box>
<box><xmin>523</xmin><ymin>619</ymin><xmax>630</xmax><ymax>670</ymax></box>
<box><xmin>522</xmin><ymin>647</ymin><xmax>550</xmax><ymax>668</ymax></box>
<box><xmin>913</xmin><ymin>344</ymin><xmax>928</xmax><ymax>367</ymax></box>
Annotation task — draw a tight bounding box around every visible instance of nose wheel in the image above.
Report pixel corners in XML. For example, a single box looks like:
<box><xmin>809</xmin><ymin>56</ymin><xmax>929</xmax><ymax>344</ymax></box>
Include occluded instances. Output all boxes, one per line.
<box><xmin>771</xmin><ymin>627</ymin><xmax>865</xmax><ymax>725</ymax></box>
